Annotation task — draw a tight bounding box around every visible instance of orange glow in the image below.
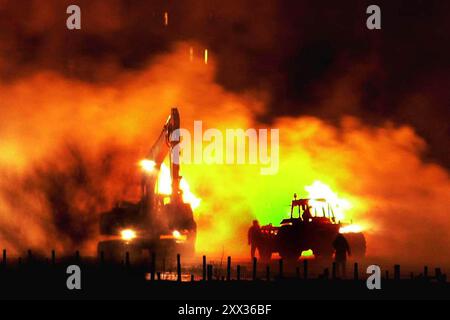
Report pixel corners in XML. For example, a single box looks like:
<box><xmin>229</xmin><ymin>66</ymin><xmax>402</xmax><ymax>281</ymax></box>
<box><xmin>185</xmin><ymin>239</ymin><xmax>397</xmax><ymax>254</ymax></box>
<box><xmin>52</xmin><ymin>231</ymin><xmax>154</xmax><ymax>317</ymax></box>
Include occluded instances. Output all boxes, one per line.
<box><xmin>0</xmin><ymin>44</ymin><xmax>448</xmax><ymax>266</ymax></box>
<box><xmin>157</xmin><ymin>163</ymin><xmax>201</xmax><ymax>210</ymax></box>
<box><xmin>159</xmin><ymin>230</ymin><xmax>187</xmax><ymax>241</ymax></box>
<box><xmin>339</xmin><ymin>224</ymin><xmax>363</xmax><ymax>234</ymax></box>
<box><xmin>305</xmin><ymin>180</ymin><xmax>351</xmax><ymax>221</ymax></box>
<box><xmin>204</xmin><ymin>49</ymin><xmax>208</xmax><ymax>64</ymax></box>
<box><xmin>164</xmin><ymin>11</ymin><xmax>169</xmax><ymax>26</ymax></box>
<box><xmin>139</xmin><ymin>159</ymin><xmax>156</xmax><ymax>173</ymax></box>
<box><xmin>120</xmin><ymin>229</ymin><xmax>136</xmax><ymax>241</ymax></box>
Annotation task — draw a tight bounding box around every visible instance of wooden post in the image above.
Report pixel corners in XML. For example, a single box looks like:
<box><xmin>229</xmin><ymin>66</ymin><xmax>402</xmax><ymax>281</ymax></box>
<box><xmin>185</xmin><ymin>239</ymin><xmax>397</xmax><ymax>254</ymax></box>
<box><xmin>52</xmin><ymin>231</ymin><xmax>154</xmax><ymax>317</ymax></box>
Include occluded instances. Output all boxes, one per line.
<box><xmin>202</xmin><ymin>255</ymin><xmax>207</xmax><ymax>281</ymax></box>
<box><xmin>157</xmin><ymin>272</ymin><xmax>161</xmax><ymax>280</ymax></box>
<box><xmin>303</xmin><ymin>260</ymin><xmax>308</xmax><ymax>280</ymax></box>
<box><xmin>51</xmin><ymin>250</ymin><xmax>56</xmax><ymax>265</ymax></box>
<box><xmin>266</xmin><ymin>265</ymin><xmax>271</xmax><ymax>281</ymax></box>
<box><xmin>2</xmin><ymin>249</ymin><xmax>6</xmax><ymax>267</ymax></box>
<box><xmin>435</xmin><ymin>268</ymin><xmax>442</xmax><ymax>281</ymax></box>
<box><xmin>394</xmin><ymin>264</ymin><xmax>400</xmax><ymax>280</ymax></box>
<box><xmin>279</xmin><ymin>259</ymin><xmax>283</xmax><ymax>279</ymax></box>
<box><xmin>332</xmin><ymin>262</ymin><xmax>337</xmax><ymax>280</ymax></box>
<box><xmin>354</xmin><ymin>263</ymin><xmax>359</xmax><ymax>280</ymax></box>
<box><xmin>207</xmin><ymin>264</ymin><xmax>213</xmax><ymax>281</ymax></box>
<box><xmin>424</xmin><ymin>266</ymin><xmax>428</xmax><ymax>278</ymax></box>
<box><xmin>177</xmin><ymin>254</ymin><xmax>181</xmax><ymax>282</ymax></box>
<box><xmin>125</xmin><ymin>251</ymin><xmax>130</xmax><ymax>268</ymax></box>
<box><xmin>237</xmin><ymin>265</ymin><xmax>241</xmax><ymax>281</ymax></box>
<box><xmin>151</xmin><ymin>252</ymin><xmax>156</xmax><ymax>281</ymax></box>
<box><xmin>191</xmin><ymin>274</ymin><xmax>195</xmax><ymax>282</ymax></box>
<box><xmin>323</xmin><ymin>268</ymin><xmax>329</xmax><ymax>279</ymax></box>
<box><xmin>252</xmin><ymin>257</ymin><xmax>257</xmax><ymax>281</ymax></box>
<box><xmin>226</xmin><ymin>256</ymin><xmax>231</xmax><ymax>281</ymax></box>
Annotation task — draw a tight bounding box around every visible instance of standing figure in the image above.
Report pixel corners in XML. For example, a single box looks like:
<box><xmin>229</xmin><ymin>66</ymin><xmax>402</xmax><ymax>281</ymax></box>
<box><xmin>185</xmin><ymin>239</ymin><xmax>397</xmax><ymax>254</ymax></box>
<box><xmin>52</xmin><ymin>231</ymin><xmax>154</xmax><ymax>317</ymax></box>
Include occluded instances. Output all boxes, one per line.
<box><xmin>332</xmin><ymin>234</ymin><xmax>351</xmax><ymax>277</ymax></box>
<box><xmin>248</xmin><ymin>220</ymin><xmax>261</xmax><ymax>259</ymax></box>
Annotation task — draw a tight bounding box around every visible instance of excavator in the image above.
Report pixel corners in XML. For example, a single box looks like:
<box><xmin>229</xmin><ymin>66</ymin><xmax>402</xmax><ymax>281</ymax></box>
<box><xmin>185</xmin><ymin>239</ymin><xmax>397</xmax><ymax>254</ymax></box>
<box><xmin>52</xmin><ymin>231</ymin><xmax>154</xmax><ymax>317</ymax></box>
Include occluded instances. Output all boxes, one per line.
<box><xmin>97</xmin><ymin>108</ymin><xmax>196</xmax><ymax>263</ymax></box>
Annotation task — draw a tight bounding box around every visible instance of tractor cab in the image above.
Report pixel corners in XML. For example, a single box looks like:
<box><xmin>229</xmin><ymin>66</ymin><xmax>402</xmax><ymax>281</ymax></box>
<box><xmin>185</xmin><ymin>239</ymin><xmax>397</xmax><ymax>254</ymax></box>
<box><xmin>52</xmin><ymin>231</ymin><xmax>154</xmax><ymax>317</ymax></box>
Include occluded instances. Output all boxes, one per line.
<box><xmin>280</xmin><ymin>195</ymin><xmax>337</xmax><ymax>226</ymax></box>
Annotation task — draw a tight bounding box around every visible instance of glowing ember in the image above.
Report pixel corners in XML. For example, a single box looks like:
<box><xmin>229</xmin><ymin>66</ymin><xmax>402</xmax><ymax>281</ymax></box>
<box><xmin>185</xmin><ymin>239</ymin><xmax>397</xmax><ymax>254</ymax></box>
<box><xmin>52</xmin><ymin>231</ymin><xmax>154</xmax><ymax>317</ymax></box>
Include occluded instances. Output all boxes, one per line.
<box><xmin>163</xmin><ymin>11</ymin><xmax>169</xmax><ymax>26</ymax></box>
<box><xmin>301</xmin><ymin>249</ymin><xmax>315</xmax><ymax>258</ymax></box>
<box><xmin>204</xmin><ymin>49</ymin><xmax>208</xmax><ymax>64</ymax></box>
<box><xmin>121</xmin><ymin>229</ymin><xmax>136</xmax><ymax>241</ymax></box>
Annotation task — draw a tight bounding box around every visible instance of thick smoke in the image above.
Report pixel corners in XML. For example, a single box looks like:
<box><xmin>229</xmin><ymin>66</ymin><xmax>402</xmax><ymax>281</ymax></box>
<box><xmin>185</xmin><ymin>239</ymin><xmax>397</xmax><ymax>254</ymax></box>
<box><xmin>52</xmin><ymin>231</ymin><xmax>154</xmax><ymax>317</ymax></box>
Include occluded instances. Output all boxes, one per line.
<box><xmin>0</xmin><ymin>44</ymin><xmax>448</xmax><ymax>266</ymax></box>
<box><xmin>0</xmin><ymin>0</ymin><xmax>448</xmax><ymax>170</ymax></box>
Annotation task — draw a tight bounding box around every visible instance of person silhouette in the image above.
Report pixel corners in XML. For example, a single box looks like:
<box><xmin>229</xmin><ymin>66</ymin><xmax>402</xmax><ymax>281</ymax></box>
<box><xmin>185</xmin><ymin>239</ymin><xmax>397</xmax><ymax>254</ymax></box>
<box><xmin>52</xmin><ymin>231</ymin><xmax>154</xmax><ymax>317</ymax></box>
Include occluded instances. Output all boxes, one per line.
<box><xmin>248</xmin><ymin>220</ymin><xmax>261</xmax><ymax>259</ymax></box>
<box><xmin>332</xmin><ymin>234</ymin><xmax>351</xmax><ymax>277</ymax></box>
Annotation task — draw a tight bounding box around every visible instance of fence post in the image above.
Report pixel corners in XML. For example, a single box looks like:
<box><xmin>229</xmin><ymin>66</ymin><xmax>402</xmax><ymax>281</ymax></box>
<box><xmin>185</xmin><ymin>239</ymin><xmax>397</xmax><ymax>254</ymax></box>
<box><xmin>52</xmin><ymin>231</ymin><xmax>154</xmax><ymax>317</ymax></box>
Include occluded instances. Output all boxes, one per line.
<box><xmin>435</xmin><ymin>268</ymin><xmax>442</xmax><ymax>282</ymax></box>
<box><xmin>354</xmin><ymin>263</ymin><xmax>359</xmax><ymax>280</ymax></box>
<box><xmin>332</xmin><ymin>262</ymin><xmax>337</xmax><ymax>280</ymax></box>
<box><xmin>2</xmin><ymin>249</ymin><xmax>6</xmax><ymax>267</ymax></box>
<box><xmin>207</xmin><ymin>264</ymin><xmax>213</xmax><ymax>281</ymax></box>
<box><xmin>424</xmin><ymin>266</ymin><xmax>428</xmax><ymax>278</ymax></box>
<box><xmin>226</xmin><ymin>256</ymin><xmax>231</xmax><ymax>281</ymax></box>
<box><xmin>323</xmin><ymin>268</ymin><xmax>329</xmax><ymax>279</ymax></box>
<box><xmin>27</xmin><ymin>249</ymin><xmax>32</xmax><ymax>263</ymax></box>
<box><xmin>237</xmin><ymin>265</ymin><xmax>241</xmax><ymax>281</ymax></box>
<box><xmin>125</xmin><ymin>251</ymin><xmax>130</xmax><ymax>268</ymax></box>
<box><xmin>177</xmin><ymin>254</ymin><xmax>181</xmax><ymax>282</ymax></box>
<box><xmin>394</xmin><ymin>264</ymin><xmax>400</xmax><ymax>281</ymax></box>
<box><xmin>51</xmin><ymin>250</ymin><xmax>56</xmax><ymax>265</ymax></box>
<box><xmin>151</xmin><ymin>252</ymin><xmax>156</xmax><ymax>281</ymax></box>
<box><xmin>202</xmin><ymin>255</ymin><xmax>207</xmax><ymax>281</ymax></box>
<box><xmin>279</xmin><ymin>259</ymin><xmax>283</xmax><ymax>279</ymax></box>
<box><xmin>303</xmin><ymin>260</ymin><xmax>308</xmax><ymax>280</ymax></box>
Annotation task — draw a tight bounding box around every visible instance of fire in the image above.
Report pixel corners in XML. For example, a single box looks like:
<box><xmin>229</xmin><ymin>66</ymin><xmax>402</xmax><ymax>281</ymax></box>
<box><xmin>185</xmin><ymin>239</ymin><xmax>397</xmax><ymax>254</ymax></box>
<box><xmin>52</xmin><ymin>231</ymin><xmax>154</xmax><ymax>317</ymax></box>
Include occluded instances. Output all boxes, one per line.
<box><xmin>156</xmin><ymin>163</ymin><xmax>201</xmax><ymax>210</ymax></box>
<box><xmin>305</xmin><ymin>181</ymin><xmax>364</xmax><ymax>233</ymax></box>
<box><xmin>339</xmin><ymin>224</ymin><xmax>363</xmax><ymax>234</ymax></box>
<box><xmin>305</xmin><ymin>180</ymin><xmax>351</xmax><ymax>221</ymax></box>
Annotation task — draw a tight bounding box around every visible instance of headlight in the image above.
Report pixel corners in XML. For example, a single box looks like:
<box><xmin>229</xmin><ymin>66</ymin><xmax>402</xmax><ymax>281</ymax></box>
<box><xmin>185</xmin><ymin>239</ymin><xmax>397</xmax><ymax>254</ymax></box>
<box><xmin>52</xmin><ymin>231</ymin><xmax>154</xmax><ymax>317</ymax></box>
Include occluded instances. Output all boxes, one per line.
<box><xmin>121</xmin><ymin>229</ymin><xmax>137</xmax><ymax>241</ymax></box>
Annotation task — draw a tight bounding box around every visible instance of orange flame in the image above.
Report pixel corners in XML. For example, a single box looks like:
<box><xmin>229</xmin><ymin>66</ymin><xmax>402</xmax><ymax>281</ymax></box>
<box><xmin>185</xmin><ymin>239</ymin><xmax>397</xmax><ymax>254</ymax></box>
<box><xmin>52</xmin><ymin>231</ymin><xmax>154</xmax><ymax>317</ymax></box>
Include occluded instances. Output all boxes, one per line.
<box><xmin>305</xmin><ymin>180</ymin><xmax>363</xmax><ymax>233</ymax></box>
<box><xmin>156</xmin><ymin>163</ymin><xmax>201</xmax><ymax>210</ymax></box>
